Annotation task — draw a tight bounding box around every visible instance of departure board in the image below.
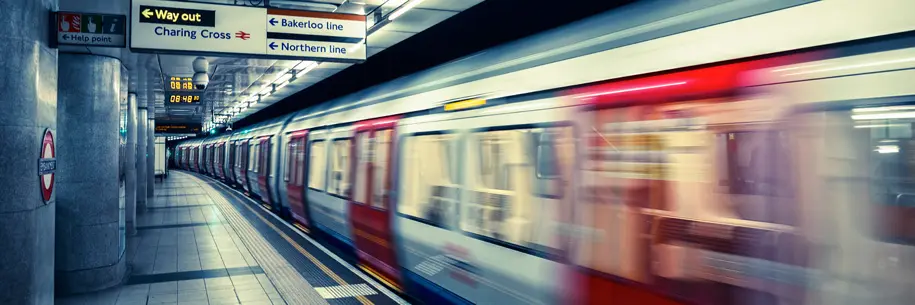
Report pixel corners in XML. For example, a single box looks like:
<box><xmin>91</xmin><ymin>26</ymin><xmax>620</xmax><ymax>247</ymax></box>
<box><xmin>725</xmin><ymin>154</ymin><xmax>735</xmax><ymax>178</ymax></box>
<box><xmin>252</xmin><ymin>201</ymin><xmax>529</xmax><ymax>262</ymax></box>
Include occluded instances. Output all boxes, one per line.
<box><xmin>156</xmin><ymin>123</ymin><xmax>201</xmax><ymax>134</ymax></box>
<box><xmin>168</xmin><ymin>76</ymin><xmax>196</xmax><ymax>91</ymax></box>
<box><xmin>167</xmin><ymin>92</ymin><xmax>203</xmax><ymax>105</ymax></box>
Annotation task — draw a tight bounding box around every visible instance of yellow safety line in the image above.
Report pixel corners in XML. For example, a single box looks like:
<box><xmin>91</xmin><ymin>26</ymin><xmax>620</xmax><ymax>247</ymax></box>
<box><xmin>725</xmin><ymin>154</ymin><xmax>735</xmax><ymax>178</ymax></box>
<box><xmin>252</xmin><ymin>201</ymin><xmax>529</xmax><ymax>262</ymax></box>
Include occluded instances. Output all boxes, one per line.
<box><xmin>358</xmin><ymin>264</ymin><xmax>402</xmax><ymax>293</ymax></box>
<box><xmin>222</xmin><ymin>189</ymin><xmax>374</xmax><ymax>305</ymax></box>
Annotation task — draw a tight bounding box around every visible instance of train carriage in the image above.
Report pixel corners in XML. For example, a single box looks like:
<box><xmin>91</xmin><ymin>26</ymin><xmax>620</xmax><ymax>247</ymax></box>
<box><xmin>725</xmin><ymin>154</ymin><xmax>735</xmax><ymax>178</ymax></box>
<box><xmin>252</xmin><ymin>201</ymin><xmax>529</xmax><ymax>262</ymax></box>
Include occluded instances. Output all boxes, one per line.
<box><xmin>171</xmin><ymin>0</ymin><xmax>915</xmax><ymax>304</ymax></box>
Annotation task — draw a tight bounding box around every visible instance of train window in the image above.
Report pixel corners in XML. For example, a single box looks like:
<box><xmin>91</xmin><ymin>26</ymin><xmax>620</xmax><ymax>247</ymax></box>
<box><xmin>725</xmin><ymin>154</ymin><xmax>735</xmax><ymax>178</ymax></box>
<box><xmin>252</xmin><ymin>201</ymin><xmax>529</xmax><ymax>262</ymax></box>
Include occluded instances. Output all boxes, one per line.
<box><xmin>260</xmin><ymin>142</ymin><xmax>270</xmax><ymax>175</ymax></box>
<box><xmin>372</xmin><ymin>129</ymin><xmax>393</xmax><ymax>209</ymax></box>
<box><xmin>354</xmin><ymin>132</ymin><xmax>370</xmax><ymax>204</ymax></box>
<box><xmin>249</xmin><ymin>143</ymin><xmax>257</xmax><ymax>172</ymax></box>
<box><xmin>478</xmin><ymin>132</ymin><xmax>512</xmax><ymax>191</ymax></box>
<box><xmin>801</xmin><ymin>107</ymin><xmax>915</xmax><ymax>245</ymax></box>
<box><xmin>295</xmin><ymin>141</ymin><xmax>305</xmax><ymax>186</ymax></box>
<box><xmin>285</xmin><ymin>142</ymin><xmax>294</xmax><ymax>182</ymax></box>
<box><xmin>532</xmin><ymin>126</ymin><xmax>575</xmax><ymax>199</ymax></box>
<box><xmin>308</xmin><ymin>140</ymin><xmax>327</xmax><ymax>191</ymax></box>
<box><xmin>328</xmin><ymin>138</ymin><xmax>352</xmax><ymax>198</ymax></box>
<box><xmin>399</xmin><ymin>133</ymin><xmax>458</xmax><ymax>228</ymax></box>
<box><xmin>462</xmin><ymin>125</ymin><xmax>575</xmax><ymax>252</ymax></box>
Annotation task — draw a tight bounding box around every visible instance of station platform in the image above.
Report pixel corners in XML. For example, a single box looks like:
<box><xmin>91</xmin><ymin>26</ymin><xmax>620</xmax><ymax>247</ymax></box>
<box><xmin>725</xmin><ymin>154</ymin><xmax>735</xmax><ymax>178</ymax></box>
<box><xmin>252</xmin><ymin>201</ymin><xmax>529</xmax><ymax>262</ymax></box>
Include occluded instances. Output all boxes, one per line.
<box><xmin>57</xmin><ymin>171</ymin><xmax>407</xmax><ymax>305</ymax></box>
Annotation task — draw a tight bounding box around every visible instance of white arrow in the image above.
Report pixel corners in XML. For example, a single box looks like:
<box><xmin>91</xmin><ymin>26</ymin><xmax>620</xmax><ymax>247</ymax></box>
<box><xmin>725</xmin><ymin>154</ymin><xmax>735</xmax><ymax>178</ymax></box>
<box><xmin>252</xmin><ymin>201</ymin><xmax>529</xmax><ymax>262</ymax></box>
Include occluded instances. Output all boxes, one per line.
<box><xmin>142</xmin><ymin>8</ymin><xmax>153</xmax><ymax>19</ymax></box>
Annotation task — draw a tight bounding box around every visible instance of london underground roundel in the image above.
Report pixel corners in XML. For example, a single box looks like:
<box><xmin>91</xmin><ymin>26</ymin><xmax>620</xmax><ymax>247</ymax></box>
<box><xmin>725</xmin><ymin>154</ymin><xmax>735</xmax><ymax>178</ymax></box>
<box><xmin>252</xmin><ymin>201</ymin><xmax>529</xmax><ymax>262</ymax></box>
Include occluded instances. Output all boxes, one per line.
<box><xmin>39</xmin><ymin>129</ymin><xmax>56</xmax><ymax>203</ymax></box>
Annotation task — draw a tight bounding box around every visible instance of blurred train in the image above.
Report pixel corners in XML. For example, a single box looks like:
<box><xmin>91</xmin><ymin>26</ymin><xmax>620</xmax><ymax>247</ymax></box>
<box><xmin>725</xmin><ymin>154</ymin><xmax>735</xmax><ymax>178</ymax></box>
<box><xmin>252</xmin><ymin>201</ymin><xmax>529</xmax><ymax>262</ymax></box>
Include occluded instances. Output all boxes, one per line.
<box><xmin>176</xmin><ymin>1</ymin><xmax>915</xmax><ymax>304</ymax></box>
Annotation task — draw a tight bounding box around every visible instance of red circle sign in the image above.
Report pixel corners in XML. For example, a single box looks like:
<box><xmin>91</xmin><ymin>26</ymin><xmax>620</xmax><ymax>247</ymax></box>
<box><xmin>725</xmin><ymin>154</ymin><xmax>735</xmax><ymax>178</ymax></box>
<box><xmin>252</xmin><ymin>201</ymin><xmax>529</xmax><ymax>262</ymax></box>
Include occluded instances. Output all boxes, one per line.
<box><xmin>40</xmin><ymin>129</ymin><xmax>55</xmax><ymax>203</ymax></box>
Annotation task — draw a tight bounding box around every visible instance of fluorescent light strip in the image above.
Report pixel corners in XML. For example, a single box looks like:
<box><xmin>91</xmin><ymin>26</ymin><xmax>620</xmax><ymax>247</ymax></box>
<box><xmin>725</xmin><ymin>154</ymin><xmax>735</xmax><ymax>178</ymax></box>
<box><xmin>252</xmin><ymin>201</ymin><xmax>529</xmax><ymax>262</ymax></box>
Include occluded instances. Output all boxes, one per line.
<box><xmin>388</xmin><ymin>0</ymin><xmax>425</xmax><ymax>21</ymax></box>
<box><xmin>851</xmin><ymin>111</ymin><xmax>915</xmax><ymax>120</ymax></box>
<box><xmin>296</xmin><ymin>62</ymin><xmax>320</xmax><ymax>78</ymax></box>
<box><xmin>852</xmin><ymin>105</ymin><xmax>915</xmax><ymax>113</ymax></box>
<box><xmin>853</xmin><ymin>124</ymin><xmax>909</xmax><ymax>128</ymax></box>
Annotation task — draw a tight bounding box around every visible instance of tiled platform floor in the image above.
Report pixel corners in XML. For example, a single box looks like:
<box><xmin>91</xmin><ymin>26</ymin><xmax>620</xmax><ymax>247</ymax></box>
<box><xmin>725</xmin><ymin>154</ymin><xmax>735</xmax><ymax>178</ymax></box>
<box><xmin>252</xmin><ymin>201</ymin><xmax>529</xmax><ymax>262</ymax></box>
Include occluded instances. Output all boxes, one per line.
<box><xmin>57</xmin><ymin>174</ymin><xmax>288</xmax><ymax>305</ymax></box>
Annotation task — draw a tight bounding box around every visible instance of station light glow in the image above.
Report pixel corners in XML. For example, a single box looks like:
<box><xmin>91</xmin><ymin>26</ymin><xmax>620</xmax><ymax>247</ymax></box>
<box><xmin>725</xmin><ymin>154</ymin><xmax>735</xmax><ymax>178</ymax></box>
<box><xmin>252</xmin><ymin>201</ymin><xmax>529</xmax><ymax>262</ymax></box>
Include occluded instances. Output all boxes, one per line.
<box><xmin>389</xmin><ymin>0</ymin><xmax>425</xmax><ymax>21</ymax></box>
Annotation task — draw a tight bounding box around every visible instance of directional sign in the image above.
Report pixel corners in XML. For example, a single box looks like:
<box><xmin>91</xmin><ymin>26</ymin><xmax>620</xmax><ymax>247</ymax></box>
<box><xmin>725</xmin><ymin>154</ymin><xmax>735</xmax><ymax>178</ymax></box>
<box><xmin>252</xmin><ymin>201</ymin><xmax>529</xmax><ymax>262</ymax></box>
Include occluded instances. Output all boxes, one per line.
<box><xmin>131</xmin><ymin>0</ymin><xmax>266</xmax><ymax>56</ymax></box>
<box><xmin>130</xmin><ymin>0</ymin><xmax>366</xmax><ymax>62</ymax></box>
<box><xmin>266</xmin><ymin>9</ymin><xmax>366</xmax><ymax>61</ymax></box>
<box><xmin>138</xmin><ymin>5</ymin><xmax>216</xmax><ymax>26</ymax></box>
<box><xmin>55</xmin><ymin>11</ymin><xmax>126</xmax><ymax>47</ymax></box>
<box><xmin>266</xmin><ymin>9</ymin><xmax>365</xmax><ymax>39</ymax></box>
<box><xmin>267</xmin><ymin>39</ymin><xmax>366</xmax><ymax>61</ymax></box>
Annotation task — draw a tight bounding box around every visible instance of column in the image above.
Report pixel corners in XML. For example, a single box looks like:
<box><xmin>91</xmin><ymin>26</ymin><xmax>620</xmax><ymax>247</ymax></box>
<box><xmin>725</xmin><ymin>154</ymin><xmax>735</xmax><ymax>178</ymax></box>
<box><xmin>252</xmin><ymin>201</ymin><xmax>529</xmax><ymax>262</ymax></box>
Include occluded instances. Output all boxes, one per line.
<box><xmin>137</xmin><ymin>87</ymin><xmax>148</xmax><ymax>212</ymax></box>
<box><xmin>0</xmin><ymin>0</ymin><xmax>58</xmax><ymax>303</ymax></box>
<box><xmin>147</xmin><ymin>115</ymin><xmax>155</xmax><ymax>200</ymax></box>
<box><xmin>55</xmin><ymin>53</ymin><xmax>127</xmax><ymax>293</ymax></box>
<box><xmin>125</xmin><ymin>92</ymin><xmax>138</xmax><ymax>235</ymax></box>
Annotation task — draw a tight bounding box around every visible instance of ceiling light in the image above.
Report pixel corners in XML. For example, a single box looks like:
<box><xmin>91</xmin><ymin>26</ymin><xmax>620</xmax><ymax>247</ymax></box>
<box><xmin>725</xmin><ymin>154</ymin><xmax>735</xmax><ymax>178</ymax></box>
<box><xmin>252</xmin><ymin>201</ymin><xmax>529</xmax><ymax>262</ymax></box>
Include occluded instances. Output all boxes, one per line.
<box><xmin>274</xmin><ymin>73</ymin><xmax>293</xmax><ymax>85</ymax></box>
<box><xmin>294</xmin><ymin>60</ymin><xmax>316</xmax><ymax>70</ymax></box>
<box><xmin>876</xmin><ymin>145</ymin><xmax>900</xmax><ymax>154</ymax></box>
<box><xmin>389</xmin><ymin>0</ymin><xmax>425</xmax><ymax>21</ymax></box>
<box><xmin>296</xmin><ymin>62</ymin><xmax>319</xmax><ymax>78</ymax></box>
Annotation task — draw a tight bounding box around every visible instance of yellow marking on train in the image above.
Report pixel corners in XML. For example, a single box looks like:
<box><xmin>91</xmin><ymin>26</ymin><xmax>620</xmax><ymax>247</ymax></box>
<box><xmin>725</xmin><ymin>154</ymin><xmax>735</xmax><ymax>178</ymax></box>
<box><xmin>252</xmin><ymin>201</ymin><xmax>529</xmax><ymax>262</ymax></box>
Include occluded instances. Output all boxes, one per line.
<box><xmin>444</xmin><ymin>98</ymin><xmax>486</xmax><ymax>111</ymax></box>
<box><xmin>228</xmin><ymin>192</ymin><xmax>373</xmax><ymax>305</ymax></box>
<box><xmin>359</xmin><ymin>264</ymin><xmax>402</xmax><ymax>293</ymax></box>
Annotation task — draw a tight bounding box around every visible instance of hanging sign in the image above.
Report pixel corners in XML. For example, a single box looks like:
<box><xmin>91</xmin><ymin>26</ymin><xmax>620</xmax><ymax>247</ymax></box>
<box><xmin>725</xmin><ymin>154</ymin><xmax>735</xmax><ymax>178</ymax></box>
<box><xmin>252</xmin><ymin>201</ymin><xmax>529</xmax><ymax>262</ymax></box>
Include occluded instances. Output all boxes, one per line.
<box><xmin>129</xmin><ymin>0</ymin><xmax>366</xmax><ymax>62</ymax></box>
<box><xmin>54</xmin><ymin>11</ymin><xmax>127</xmax><ymax>47</ymax></box>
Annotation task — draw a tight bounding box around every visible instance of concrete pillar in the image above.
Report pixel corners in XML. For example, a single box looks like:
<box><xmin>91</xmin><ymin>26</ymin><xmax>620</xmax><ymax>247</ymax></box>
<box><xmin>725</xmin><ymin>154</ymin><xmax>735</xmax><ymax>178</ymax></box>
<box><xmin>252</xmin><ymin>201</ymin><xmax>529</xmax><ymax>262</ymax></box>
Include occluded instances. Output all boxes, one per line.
<box><xmin>147</xmin><ymin>116</ymin><xmax>155</xmax><ymax>199</ymax></box>
<box><xmin>137</xmin><ymin>73</ymin><xmax>148</xmax><ymax>212</ymax></box>
<box><xmin>125</xmin><ymin>93</ymin><xmax>138</xmax><ymax>235</ymax></box>
<box><xmin>0</xmin><ymin>0</ymin><xmax>58</xmax><ymax>303</ymax></box>
<box><xmin>55</xmin><ymin>53</ymin><xmax>127</xmax><ymax>293</ymax></box>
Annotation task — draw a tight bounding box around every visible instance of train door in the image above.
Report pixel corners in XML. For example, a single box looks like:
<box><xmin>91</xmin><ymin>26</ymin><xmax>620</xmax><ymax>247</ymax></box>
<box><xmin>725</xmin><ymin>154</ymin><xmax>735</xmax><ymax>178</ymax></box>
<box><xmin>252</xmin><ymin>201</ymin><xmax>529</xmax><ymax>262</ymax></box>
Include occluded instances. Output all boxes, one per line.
<box><xmin>204</xmin><ymin>144</ymin><xmax>212</xmax><ymax>175</ymax></box>
<box><xmin>218</xmin><ymin>143</ymin><xmax>226</xmax><ymax>180</ymax></box>
<box><xmin>257</xmin><ymin>136</ymin><xmax>275</xmax><ymax>208</ymax></box>
<box><xmin>227</xmin><ymin>142</ymin><xmax>236</xmax><ymax>183</ymax></box>
<box><xmin>350</xmin><ymin>116</ymin><xmax>401</xmax><ymax>289</ymax></box>
<box><xmin>193</xmin><ymin>147</ymin><xmax>199</xmax><ymax>172</ymax></box>
<box><xmin>214</xmin><ymin>144</ymin><xmax>221</xmax><ymax>178</ymax></box>
<box><xmin>285</xmin><ymin>131</ymin><xmax>310</xmax><ymax>229</ymax></box>
<box><xmin>239</xmin><ymin>139</ymin><xmax>251</xmax><ymax>192</ymax></box>
<box><xmin>208</xmin><ymin>144</ymin><xmax>216</xmax><ymax>176</ymax></box>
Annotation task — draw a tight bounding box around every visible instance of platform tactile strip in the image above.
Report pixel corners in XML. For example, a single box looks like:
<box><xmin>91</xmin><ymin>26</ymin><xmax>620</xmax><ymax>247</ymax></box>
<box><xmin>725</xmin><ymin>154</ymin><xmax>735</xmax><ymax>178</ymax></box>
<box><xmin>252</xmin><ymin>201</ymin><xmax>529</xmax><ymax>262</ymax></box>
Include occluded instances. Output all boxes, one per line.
<box><xmin>193</xmin><ymin>176</ymin><xmax>331</xmax><ymax>305</ymax></box>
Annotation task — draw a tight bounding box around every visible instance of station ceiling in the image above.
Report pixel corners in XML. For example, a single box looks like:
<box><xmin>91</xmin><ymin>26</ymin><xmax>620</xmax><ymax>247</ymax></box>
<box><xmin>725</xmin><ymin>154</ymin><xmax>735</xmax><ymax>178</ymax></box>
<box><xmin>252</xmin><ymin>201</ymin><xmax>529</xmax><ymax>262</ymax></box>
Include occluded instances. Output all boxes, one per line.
<box><xmin>136</xmin><ymin>0</ymin><xmax>484</xmax><ymax>131</ymax></box>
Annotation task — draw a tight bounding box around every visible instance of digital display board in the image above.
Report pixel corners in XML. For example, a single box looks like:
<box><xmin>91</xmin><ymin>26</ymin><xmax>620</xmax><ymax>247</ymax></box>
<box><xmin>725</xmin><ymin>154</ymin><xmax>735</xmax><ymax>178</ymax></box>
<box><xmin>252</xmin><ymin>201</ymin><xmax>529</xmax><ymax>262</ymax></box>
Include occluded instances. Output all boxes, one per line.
<box><xmin>168</xmin><ymin>76</ymin><xmax>196</xmax><ymax>91</ymax></box>
<box><xmin>155</xmin><ymin>123</ymin><xmax>201</xmax><ymax>134</ymax></box>
<box><xmin>167</xmin><ymin>92</ymin><xmax>202</xmax><ymax>105</ymax></box>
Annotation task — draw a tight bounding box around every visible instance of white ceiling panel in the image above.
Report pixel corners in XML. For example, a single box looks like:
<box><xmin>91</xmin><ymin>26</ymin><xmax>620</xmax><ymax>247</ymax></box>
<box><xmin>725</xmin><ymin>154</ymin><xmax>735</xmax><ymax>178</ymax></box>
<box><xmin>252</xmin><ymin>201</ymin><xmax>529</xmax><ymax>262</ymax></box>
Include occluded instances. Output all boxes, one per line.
<box><xmin>367</xmin><ymin>29</ymin><xmax>415</xmax><ymax>48</ymax></box>
<box><xmin>417</xmin><ymin>0</ymin><xmax>485</xmax><ymax>11</ymax></box>
<box><xmin>382</xmin><ymin>9</ymin><xmax>458</xmax><ymax>33</ymax></box>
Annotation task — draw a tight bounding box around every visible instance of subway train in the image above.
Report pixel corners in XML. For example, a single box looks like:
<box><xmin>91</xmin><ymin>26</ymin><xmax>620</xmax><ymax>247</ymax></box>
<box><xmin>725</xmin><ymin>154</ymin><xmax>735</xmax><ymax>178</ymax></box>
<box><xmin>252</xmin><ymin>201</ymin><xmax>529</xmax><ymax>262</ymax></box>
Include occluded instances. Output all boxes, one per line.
<box><xmin>176</xmin><ymin>1</ymin><xmax>915</xmax><ymax>304</ymax></box>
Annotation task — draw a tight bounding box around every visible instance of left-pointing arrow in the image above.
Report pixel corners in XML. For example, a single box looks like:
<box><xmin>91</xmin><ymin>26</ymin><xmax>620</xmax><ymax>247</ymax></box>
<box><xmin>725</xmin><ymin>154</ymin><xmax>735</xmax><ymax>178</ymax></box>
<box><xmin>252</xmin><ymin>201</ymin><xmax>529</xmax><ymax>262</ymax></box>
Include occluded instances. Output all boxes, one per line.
<box><xmin>63</xmin><ymin>34</ymin><xmax>69</xmax><ymax>40</ymax></box>
<box><xmin>269</xmin><ymin>18</ymin><xmax>278</xmax><ymax>26</ymax></box>
<box><xmin>269</xmin><ymin>42</ymin><xmax>277</xmax><ymax>50</ymax></box>
<box><xmin>142</xmin><ymin>8</ymin><xmax>153</xmax><ymax>18</ymax></box>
